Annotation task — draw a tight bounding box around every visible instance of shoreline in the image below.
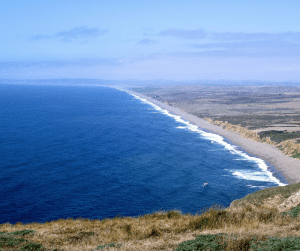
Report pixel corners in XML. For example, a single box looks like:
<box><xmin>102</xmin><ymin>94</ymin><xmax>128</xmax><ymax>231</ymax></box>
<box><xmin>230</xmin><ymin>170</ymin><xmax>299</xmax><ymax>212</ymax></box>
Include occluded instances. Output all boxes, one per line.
<box><xmin>124</xmin><ymin>88</ymin><xmax>300</xmax><ymax>186</ymax></box>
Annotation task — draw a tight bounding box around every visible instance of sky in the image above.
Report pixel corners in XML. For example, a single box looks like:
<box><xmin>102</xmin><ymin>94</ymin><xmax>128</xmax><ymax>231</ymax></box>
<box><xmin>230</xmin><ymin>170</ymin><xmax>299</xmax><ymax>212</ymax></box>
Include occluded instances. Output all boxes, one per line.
<box><xmin>1</xmin><ymin>0</ymin><xmax>300</xmax><ymax>81</ymax></box>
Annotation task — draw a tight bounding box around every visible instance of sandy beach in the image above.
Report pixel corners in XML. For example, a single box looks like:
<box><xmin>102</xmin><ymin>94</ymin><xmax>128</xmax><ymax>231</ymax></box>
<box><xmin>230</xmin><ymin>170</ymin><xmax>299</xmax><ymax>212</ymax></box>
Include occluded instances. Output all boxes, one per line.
<box><xmin>126</xmin><ymin>89</ymin><xmax>300</xmax><ymax>185</ymax></box>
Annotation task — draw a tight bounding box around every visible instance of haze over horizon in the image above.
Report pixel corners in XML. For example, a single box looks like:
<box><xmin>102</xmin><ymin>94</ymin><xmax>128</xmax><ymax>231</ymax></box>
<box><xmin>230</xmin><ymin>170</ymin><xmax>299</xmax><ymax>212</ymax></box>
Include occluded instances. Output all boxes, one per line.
<box><xmin>1</xmin><ymin>0</ymin><xmax>300</xmax><ymax>82</ymax></box>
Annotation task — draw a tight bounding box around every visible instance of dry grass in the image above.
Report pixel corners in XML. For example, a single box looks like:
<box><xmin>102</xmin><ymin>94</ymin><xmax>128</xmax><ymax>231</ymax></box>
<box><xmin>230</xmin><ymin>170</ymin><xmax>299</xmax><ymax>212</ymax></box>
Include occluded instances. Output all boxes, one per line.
<box><xmin>278</xmin><ymin>140</ymin><xmax>300</xmax><ymax>158</ymax></box>
<box><xmin>1</xmin><ymin>203</ymin><xmax>300</xmax><ymax>250</ymax></box>
<box><xmin>0</xmin><ymin>210</ymin><xmax>204</xmax><ymax>251</ymax></box>
<box><xmin>204</xmin><ymin>118</ymin><xmax>276</xmax><ymax>145</ymax></box>
<box><xmin>205</xmin><ymin>118</ymin><xmax>300</xmax><ymax>162</ymax></box>
<box><xmin>2</xmin><ymin>184</ymin><xmax>300</xmax><ymax>250</ymax></box>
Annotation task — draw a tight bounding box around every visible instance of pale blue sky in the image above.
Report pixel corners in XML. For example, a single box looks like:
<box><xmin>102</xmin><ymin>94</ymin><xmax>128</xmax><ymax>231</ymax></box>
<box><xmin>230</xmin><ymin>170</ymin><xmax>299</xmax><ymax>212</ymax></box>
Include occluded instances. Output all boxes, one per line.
<box><xmin>1</xmin><ymin>0</ymin><xmax>300</xmax><ymax>81</ymax></box>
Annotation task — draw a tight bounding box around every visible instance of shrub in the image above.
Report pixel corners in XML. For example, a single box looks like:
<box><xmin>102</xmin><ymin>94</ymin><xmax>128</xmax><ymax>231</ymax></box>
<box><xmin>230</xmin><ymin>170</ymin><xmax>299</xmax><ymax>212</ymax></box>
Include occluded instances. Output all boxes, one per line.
<box><xmin>257</xmin><ymin>209</ymin><xmax>277</xmax><ymax>223</ymax></box>
<box><xmin>96</xmin><ymin>242</ymin><xmax>122</xmax><ymax>250</ymax></box>
<box><xmin>224</xmin><ymin>235</ymin><xmax>252</xmax><ymax>251</ymax></box>
<box><xmin>189</xmin><ymin>210</ymin><xmax>227</xmax><ymax>230</ymax></box>
<box><xmin>147</xmin><ymin>228</ymin><xmax>161</xmax><ymax>237</ymax></box>
<box><xmin>282</xmin><ymin>204</ymin><xmax>300</xmax><ymax>218</ymax></box>
<box><xmin>0</xmin><ymin>230</ymin><xmax>54</xmax><ymax>251</ymax></box>
<box><xmin>122</xmin><ymin>223</ymin><xmax>132</xmax><ymax>233</ymax></box>
<box><xmin>0</xmin><ymin>235</ymin><xmax>28</xmax><ymax>248</ymax></box>
<box><xmin>66</xmin><ymin>231</ymin><xmax>96</xmax><ymax>243</ymax></box>
<box><xmin>177</xmin><ymin>234</ymin><xmax>300</xmax><ymax>251</ymax></box>
<box><xmin>19</xmin><ymin>243</ymin><xmax>43</xmax><ymax>251</ymax></box>
<box><xmin>250</xmin><ymin>236</ymin><xmax>300</xmax><ymax>251</ymax></box>
<box><xmin>166</xmin><ymin>210</ymin><xmax>182</xmax><ymax>219</ymax></box>
<box><xmin>10</xmin><ymin>229</ymin><xmax>36</xmax><ymax>236</ymax></box>
<box><xmin>176</xmin><ymin>233</ymin><xmax>227</xmax><ymax>251</ymax></box>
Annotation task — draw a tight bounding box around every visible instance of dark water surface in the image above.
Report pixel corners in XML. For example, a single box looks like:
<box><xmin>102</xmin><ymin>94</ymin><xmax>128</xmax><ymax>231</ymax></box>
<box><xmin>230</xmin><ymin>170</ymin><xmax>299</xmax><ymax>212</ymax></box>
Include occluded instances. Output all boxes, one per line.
<box><xmin>0</xmin><ymin>84</ymin><xmax>287</xmax><ymax>224</ymax></box>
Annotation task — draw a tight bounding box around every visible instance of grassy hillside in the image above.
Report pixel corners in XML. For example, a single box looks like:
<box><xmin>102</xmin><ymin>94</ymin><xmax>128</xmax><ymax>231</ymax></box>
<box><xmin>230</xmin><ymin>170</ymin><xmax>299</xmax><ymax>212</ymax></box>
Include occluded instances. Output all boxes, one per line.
<box><xmin>2</xmin><ymin>183</ymin><xmax>300</xmax><ymax>250</ymax></box>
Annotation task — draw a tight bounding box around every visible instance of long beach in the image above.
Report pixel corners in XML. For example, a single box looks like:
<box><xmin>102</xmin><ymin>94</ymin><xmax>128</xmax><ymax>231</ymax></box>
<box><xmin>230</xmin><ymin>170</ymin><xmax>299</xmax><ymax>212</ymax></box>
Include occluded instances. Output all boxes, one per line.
<box><xmin>127</xmin><ymin>89</ymin><xmax>300</xmax><ymax>185</ymax></box>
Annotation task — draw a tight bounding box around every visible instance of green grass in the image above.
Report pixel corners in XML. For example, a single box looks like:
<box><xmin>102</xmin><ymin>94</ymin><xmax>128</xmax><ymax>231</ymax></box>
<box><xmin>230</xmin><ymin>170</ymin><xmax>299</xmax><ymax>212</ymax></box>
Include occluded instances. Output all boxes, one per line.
<box><xmin>0</xmin><ymin>229</ymin><xmax>56</xmax><ymax>251</ymax></box>
<box><xmin>0</xmin><ymin>234</ymin><xmax>28</xmax><ymax>248</ymax></box>
<box><xmin>18</xmin><ymin>243</ymin><xmax>47</xmax><ymax>251</ymax></box>
<box><xmin>282</xmin><ymin>204</ymin><xmax>300</xmax><ymax>218</ymax></box>
<box><xmin>250</xmin><ymin>236</ymin><xmax>300</xmax><ymax>251</ymax></box>
<box><xmin>177</xmin><ymin>189</ymin><xmax>300</xmax><ymax>251</ymax></box>
<box><xmin>176</xmin><ymin>233</ymin><xmax>227</xmax><ymax>251</ymax></box>
<box><xmin>258</xmin><ymin>130</ymin><xmax>300</xmax><ymax>143</ymax></box>
<box><xmin>292</xmin><ymin>150</ymin><xmax>300</xmax><ymax>159</ymax></box>
<box><xmin>96</xmin><ymin>242</ymin><xmax>122</xmax><ymax>250</ymax></box>
<box><xmin>9</xmin><ymin>229</ymin><xmax>36</xmax><ymax>237</ymax></box>
<box><xmin>176</xmin><ymin>233</ymin><xmax>300</xmax><ymax>251</ymax></box>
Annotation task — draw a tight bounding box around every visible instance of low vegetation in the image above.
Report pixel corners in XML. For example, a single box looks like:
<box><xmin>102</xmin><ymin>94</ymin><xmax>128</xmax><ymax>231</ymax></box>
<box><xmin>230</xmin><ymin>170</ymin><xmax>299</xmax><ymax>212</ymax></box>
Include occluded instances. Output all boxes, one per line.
<box><xmin>277</xmin><ymin>140</ymin><xmax>300</xmax><ymax>160</ymax></box>
<box><xmin>204</xmin><ymin>118</ymin><xmax>300</xmax><ymax>161</ymax></box>
<box><xmin>177</xmin><ymin>234</ymin><xmax>300</xmax><ymax>251</ymax></box>
<box><xmin>2</xmin><ymin>183</ymin><xmax>300</xmax><ymax>250</ymax></box>
<box><xmin>0</xmin><ymin>229</ymin><xmax>56</xmax><ymax>251</ymax></box>
<box><xmin>258</xmin><ymin>130</ymin><xmax>300</xmax><ymax>144</ymax></box>
<box><xmin>217</xmin><ymin>115</ymin><xmax>300</xmax><ymax>131</ymax></box>
<box><xmin>204</xmin><ymin>119</ymin><xmax>275</xmax><ymax>145</ymax></box>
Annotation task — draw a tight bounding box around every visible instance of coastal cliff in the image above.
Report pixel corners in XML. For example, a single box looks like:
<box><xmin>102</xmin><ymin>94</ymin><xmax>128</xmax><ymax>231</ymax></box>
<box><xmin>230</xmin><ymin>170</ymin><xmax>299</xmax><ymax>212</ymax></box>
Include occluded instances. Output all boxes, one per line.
<box><xmin>204</xmin><ymin>118</ymin><xmax>275</xmax><ymax>145</ymax></box>
<box><xmin>204</xmin><ymin>118</ymin><xmax>300</xmax><ymax>161</ymax></box>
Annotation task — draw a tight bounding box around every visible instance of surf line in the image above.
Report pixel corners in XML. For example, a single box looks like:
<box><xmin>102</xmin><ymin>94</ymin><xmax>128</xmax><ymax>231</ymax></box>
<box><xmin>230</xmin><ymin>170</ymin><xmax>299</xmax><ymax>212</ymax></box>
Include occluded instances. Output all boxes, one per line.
<box><xmin>114</xmin><ymin>87</ymin><xmax>288</xmax><ymax>187</ymax></box>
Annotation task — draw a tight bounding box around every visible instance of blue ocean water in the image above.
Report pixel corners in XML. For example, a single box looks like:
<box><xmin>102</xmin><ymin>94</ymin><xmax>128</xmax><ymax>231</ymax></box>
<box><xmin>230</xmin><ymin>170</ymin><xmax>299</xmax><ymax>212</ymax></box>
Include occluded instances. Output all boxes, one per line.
<box><xmin>0</xmin><ymin>83</ymin><xmax>288</xmax><ymax>224</ymax></box>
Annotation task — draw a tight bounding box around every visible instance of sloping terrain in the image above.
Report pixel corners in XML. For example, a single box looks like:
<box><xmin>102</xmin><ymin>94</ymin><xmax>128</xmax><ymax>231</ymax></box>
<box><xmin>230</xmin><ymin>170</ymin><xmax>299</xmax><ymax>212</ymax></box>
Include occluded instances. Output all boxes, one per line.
<box><xmin>2</xmin><ymin>182</ymin><xmax>300</xmax><ymax>250</ymax></box>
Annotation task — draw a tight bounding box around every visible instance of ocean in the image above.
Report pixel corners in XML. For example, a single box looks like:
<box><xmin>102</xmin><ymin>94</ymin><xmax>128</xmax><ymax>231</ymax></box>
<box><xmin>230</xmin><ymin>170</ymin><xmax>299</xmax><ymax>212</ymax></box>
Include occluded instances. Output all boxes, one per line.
<box><xmin>0</xmin><ymin>83</ymin><xmax>288</xmax><ymax>225</ymax></box>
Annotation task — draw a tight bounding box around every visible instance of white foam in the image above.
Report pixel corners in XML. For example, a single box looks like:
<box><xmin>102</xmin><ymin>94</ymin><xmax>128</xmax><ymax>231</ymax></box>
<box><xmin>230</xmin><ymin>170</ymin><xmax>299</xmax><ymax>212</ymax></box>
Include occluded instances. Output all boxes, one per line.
<box><xmin>120</xmin><ymin>88</ymin><xmax>289</xmax><ymax>187</ymax></box>
<box><xmin>246</xmin><ymin>185</ymin><xmax>268</xmax><ymax>189</ymax></box>
<box><xmin>231</xmin><ymin>170</ymin><xmax>272</xmax><ymax>182</ymax></box>
<box><xmin>176</xmin><ymin>126</ymin><xmax>188</xmax><ymax>129</ymax></box>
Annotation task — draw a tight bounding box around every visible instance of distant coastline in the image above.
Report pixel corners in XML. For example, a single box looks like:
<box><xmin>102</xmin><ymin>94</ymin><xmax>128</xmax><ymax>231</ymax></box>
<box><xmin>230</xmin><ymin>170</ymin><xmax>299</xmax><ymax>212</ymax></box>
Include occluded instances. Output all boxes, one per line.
<box><xmin>119</xmin><ymin>87</ymin><xmax>300</xmax><ymax>186</ymax></box>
